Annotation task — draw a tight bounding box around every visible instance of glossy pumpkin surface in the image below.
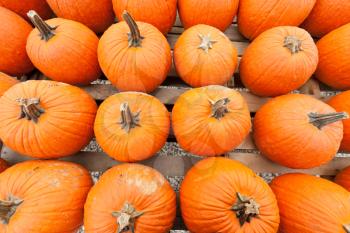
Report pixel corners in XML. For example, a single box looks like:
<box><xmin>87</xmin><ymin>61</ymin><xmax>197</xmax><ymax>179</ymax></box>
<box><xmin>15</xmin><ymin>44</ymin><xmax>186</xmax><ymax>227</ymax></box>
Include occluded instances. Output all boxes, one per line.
<box><xmin>0</xmin><ymin>72</ymin><xmax>18</xmax><ymax>97</ymax></box>
<box><xmin>335</xmin><ymin>166</ymin><xmax>350</xmax><ymax>192</ymax></box>
<box><xmin>0</xmin><ymin>0</ymin><xmax>53</xmax><ymax>20</ymax></box>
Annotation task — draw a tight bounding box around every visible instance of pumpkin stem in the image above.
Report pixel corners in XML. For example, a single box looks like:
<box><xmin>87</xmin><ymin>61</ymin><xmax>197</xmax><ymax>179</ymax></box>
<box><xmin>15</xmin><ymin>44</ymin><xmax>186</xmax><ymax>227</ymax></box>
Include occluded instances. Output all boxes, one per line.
<box><xmin>118</xmin><ymin>102</ymin><xmax>141</xmax><ymax>133</ymax></box>
<box><xmin>27</xmin><ymin>10</ymin><xmax>57</xmax><ymax>41</ymax></box>
<box><xmin>232</xmin><ymin>192</ymin><xmax>260</xmax><ymax>226</ymax></box>
<box><xmin>0</xmin><ymin>198</ymin><xmax>23</xmax><ymax>224</ymax></box>
<box><xmin>284</xmin><ymin>35</ymin><xmax>302</xmax><ymax>54</ymax></box>
<box><xmin>309</xmin><ymin>112</ymin><xmax>349</xmax><ymax>129</ymax></box>
<box><xmin>112</xmin><ymin>203</ymin><xmax>144</xmax><ymax>233</ymax></box>
<box><xmin>122</xmin><ymin>11</ymin><xmax>144</xmax><ymax>47</ymax></box>
<box><xmin>198</xmin><ymin>33</ymin><xmax>217</xmax><ymax>53</ymax></box>
<box><xmin>16</xmin><ymin>98</ymin><xmax>45</xmax><ymax>123</ymax></box>
<box><xmin>209</xmin><ymin>98</ymin><xmax>230</xmax><ymax>119</ymax></box>
<box><xmin>344</xmin><ymin>224</ymin><xmax>350</xmax><ymax>233</ymax></box>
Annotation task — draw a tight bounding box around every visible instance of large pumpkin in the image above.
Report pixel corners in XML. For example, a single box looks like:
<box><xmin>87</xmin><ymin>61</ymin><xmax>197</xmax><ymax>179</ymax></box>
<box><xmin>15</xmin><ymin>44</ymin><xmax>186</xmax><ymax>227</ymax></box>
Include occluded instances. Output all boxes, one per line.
<box><xmin>174</xmin><ymin>24</ymin><xmax>238</xmax><ymax>87</ymax></box>
<box><xmin>0</xmin><ymin>0</ymin><xmax>52</xmax><ymax>20</ymax></box>
<box><xmin>238</xmin><ymin>0</ymin><xmax>316</xmax><ymax>40</ymax></box>
<box><xmin>180</xmin><ymin>157</ymin><xmax>280</xmax><ymax>232</ymax></box>
<box><xmin>240</xmin><ymin>26</ymin><xmax>318</xmax><ymax>97</ymax></box>
<box><xmin>271</xmin><ymin>173</ymin><xmax>350</xmax><ymax>233</ymax></box>
<box><xmin>254</xmin><ymin>94</ymin><xmax>347</xmax><ymax>169</ymax></box>
<box><xmin>84</xmin><ymin>163</ymin><xmax>176</xmax><ymax>233</ymax></box>
<box><xmin>172</xmin><ymin>85</ymin><xmax>251</xmax><ymax>156</ymax></box>
<box><xmin>336</xmin><ymin>166</ymin><xmax>350</xmax><ymax>192</ymax></box>
<box><xmin>178</xmin><ymin>0</ymin><xmax>239</xmax><ymax>31</ymax></box>
<box><xmin>315</xmin><ymin>23</ymin><xmax>350</xmax><ymax>90</ymax></box>
<box><xmin>0</xmin><ymin>7</ymin><xmax>34</xmax><ymax>76</ymax></box>
<box><xmin>0</xmin><ymin>72</ymin><xmax>18</xmax><ymax>97</ymax></box>
<box><xmin>46</xmin><ymin>0</ymin><xmax>114</xmax><ymax>34</ymax></box>
<box><xmin>26</xmin><ymin>11</ymin><xmax>101</xmax><ymax>85</ymax></box>
<box><xmin>0</xmin><ymin>80</ymin><xmax>97</xmax><ymax>159</ymax></box>
<box><xmin>94</xmin><ymin>92</ymin><xmax>170</xmax><ymax>162</ymax></box>
<box><xmin>0</xmin><ymin>158</ymin><xmax>8</xmax><ymax>173</ymax></box>
<box><xmin>98</xmin><ymin>12</ymin><xmax>171</xmax><ymax>93</ymax></box>
<box><xmin>0</xmin><ymin>160</ymin><xmax>92</xmax><ymax>233</ymax></box>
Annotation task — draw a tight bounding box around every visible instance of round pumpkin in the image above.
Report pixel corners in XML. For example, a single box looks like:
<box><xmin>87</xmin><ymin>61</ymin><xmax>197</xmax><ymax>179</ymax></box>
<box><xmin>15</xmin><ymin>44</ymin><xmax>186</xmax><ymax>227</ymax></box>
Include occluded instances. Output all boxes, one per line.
<box><xmin>0</xmin><ymin>7</ymin><xmax>34</xmax><ymax>76</ymax></box>
<box><xmin>238</xmin><ymin>0</ymin><xmax>316</xmax><ymax>40</ymax></box>
<box><xmin>174</xmin><ymin>24</ymin><xmax>238</xmax><ymax>87</ymax></box>
<box><xmin>94</xmin><ymin>92</ymin><xmax>170</xmax><ymax>162</ymax></box>
<box><xmin>0</xmin><ymin>72</ymin><xmax>18</xmax><ymax>97</ymax></box>
<box><xmin>315</xmin><ymin>23</ymin><xmax>350</xmax><ymax>90</ymax></box>
<box><xmin>172</xmin><ymin>85</ymin><xmax>251</xmax><ymax>156</ymax></box>
<box><xmin>98</xmin><ymin>12</ymin><xmax>171</xmax><ymax>93</ymax></box>
<box><xmin>335</xmin><ymin>166</ymin><xmax>350</xmax><ymax>192</ymax></box>
<box><xmin>84</xmin><ymin>163</ymin><xmax>176</xmax><ymax>233</ymax></box>
<box><xmin>0</xmin><ymin>158</ymin><xmax>8</xmax><ymax>173</ymax></box>
<box><xmin>254</xmin><ymin>94</ymin><xmax>347</xmax><ymax>169</ymax></box>
<box><xmin>0</xmin><ymin>0</ymin><xmax>52</xmax><ymax>20</ymax></box>
<box><xmin>271</xmin><ymin>173</ymin><xmax>350</xmax><ymax>233</ymax></box>
<box><xmin>26</xmin><ymin>11</ymin><xmax>101</xmax><ymax>85</ymax></box>
<box><xmin>0</xmin><ymin>80</ymin><xmax>97</xmax><ymax>159</ymax></box>
<box><xmin>178</xmin><ymin>0</ymin><xmax>239</xmax><ymax>31</ymax></box>
<box><xmin>180</xmin><ymin>157</ymin><xmax>280</xmax><ymax>232</ymax></box>
<box><xmin>46</xmin><ymin>0</ymin><xmax>114</xmax><ymax>34</ymax></box>
<box><xmin>112</xmin><ymin>0</ymin><xmax>177</xmax><ymax>34</ymax></box>
<box><xmin>240</xmin><ymin>26</ymin><xmax>318</xmax><ymax>97</ymax></box>
<box><xmin>0</xmin><ymin>160</ymin><xmax>92</xmax><ymax>233</ymax></box>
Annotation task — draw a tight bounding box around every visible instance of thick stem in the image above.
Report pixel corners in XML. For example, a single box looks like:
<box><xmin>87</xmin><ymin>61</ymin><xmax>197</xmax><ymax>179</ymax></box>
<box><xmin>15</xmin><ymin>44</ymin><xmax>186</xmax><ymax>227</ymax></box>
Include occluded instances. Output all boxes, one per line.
<box><xmin>112</xmin><ymin>203</ymin><xmax>143</xmax><ymax>233</ymax></box>
<box><xmin>344</xmin><ymin>224</ymin><xmax>350</xmax><ymax>233</ymax></box>
<box><xmin>122</xmin><ymin>11</ymin><xmax>144</xmax><ymax>47</ymax></box>
<box><xmin>198</xmin><ymin>33</ymin><xmax>217</xmax><ymax>53</ymax></box>
<box><xmin>16</xmin><ymin>98</ymin><xmax>45</xmax><ymax>123</ymax></box>
<box><xmin>232</xmin><ymin>192</ymin><xmax>260</xmax><ymax>226</ymax></box>
<box><xmin>209</xmin><ymin>98</ymin><xmax>230</xmax><ymax>119</ymax></box>
<box><xmin>118</xmin><ymin>102</ymin><xmax>141</xmax><ymax>133</ymax></box>
<box><xmin>284</xmin><ymin>35</ymin><xmax>302</xmax><ymax>54</ymax></box>
<box><xmin>27</xmin><ymin>10</ymin><xmax>57</xmax><ymax>41</ymax></box>
<box><xmin>0</xmin><ymin>198</ymin><xmax>23</xmax><ymax>224</ymax></box>
<box><xmin>309</xmin><ymin>112</ymin><xmax>349</xmax><ymax>129</ymax></box>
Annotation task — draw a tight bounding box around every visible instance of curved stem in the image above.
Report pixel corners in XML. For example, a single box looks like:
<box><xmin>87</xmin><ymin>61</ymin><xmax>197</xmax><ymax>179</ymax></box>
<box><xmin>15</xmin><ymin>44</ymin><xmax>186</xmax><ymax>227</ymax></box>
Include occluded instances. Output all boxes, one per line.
<box><xmin>16</xmin><ymin>98</ymin><xmax>45</xmax><ymax>123</ymax></box>
<box><xmin>198</xmin><ymin>34</ymin><xmax>217</xmax><ymax>53</ymax></box>
<box><xmin>209</xmin><ymin>98</ymin><xmax>230</xmax><ymax>119</ymax></box>
<box><xmin>344</xmin><ymin>224</ymin><xmax>350</xmax><ymax>233</ymax></box>
<box><xmin>284</xmin><ymin>35</ymin><xmax>302</xmax><ymax>54</ymax></box>
<box><xmin>112</xmin><ymin>203</ymin><xmax>143</xmax><ymax>233</ymax></box>
<box><xmin>27</xmin><ymin>10</ymin><xmax>56</xmax><ymax>41</ymax></box>
<box><xmin>232</xmin><ymin>192</ymin><xmax>260</xmax><ymax>226</ymax></box>
<box><xmin>309</xmin><ymin>112</ymin><xmax>349</xmax><ymax>129</ymax></box>
<box><xmin>118</xmin><ymin>102</ymin><xmax>141</xmax><ymax>133</ymax></box>
<box><xmin>122</xmin><ymin>11</ymin><xmax>144</xmax><ymax>47</ymax></box>
<box><xmin>0</xmin><ymin>198</ymin><xmax>23</xmax><ymax>224</ymax></box>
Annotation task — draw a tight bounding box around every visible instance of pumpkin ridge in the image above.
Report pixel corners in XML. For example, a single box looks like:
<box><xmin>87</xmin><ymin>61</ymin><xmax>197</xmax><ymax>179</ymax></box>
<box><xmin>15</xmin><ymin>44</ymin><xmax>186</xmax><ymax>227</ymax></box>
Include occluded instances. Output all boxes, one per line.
<box><xmin>27</xmin><ymin>10</ymin><xmax>57</xmax><ymax>41</ymax></box>
<box><xmin>308</xmin><ymin>112</ymin><xmax>349</xmax><ymax>129</ymax></box>
<box><xmin>0</xmin><ymin>197</ymin><xmax>23</xmax><ymax>224</ymax></box>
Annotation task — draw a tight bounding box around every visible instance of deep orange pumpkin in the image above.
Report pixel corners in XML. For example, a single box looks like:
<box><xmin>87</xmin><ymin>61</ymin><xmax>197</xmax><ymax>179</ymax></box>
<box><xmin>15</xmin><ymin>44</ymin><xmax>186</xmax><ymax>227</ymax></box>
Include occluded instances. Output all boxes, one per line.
<box><xmin>271</xmin><ymin>173</ymin><xmax>350</xmax><ymax>233</ymax></box>
<box><xmin>94</xmin><ymin>92</ymin><xmax>170</xmax><ymax>162</ymax></box>
<box><xmin>84</xmin><ymin>163</ymin><xmax>176</xmax><ymax>233</ymax></box>
<box><xmin>254</xmin><ymin>94</ymin><xmax>347</xmax><ymax>169</ymax></box>
<box><xmin>98</xmin><ymin>12</ymin><xmax>171</xmax><ymax>93</ymax></box>
<box><xmin>0</xmin><ymin>0</ymin><xmax>53</xmax><ymax>20</ymax></box>
<box><xmin>172</xmin><ymin>85</ymin><xmax>251</xmax><ymax>156</ymax></box>
<box><xmin>0</xmin><ymin>80</ymin><xmax>97</xmax><ymax>159</ymax></box>
<box><xmin>0</xmin><ymin>158</ymin><xmax>8</xmax><ymax>173</ymax></box>
<box><xmin>240</xmin><ymin>26</ymin><xmax>318</xmax><ymax>97</ymax></box>
<box><xmin>0</xmin><ymin>160</ymin><xmax>92</xmax><ymax>233</ymax></box>
<box><xmin>238</xmin><ymin>0</ymin><xmax>316</xmax><ymax>40</ymax></box>
<box><xmin>26</xmin><ymin>11</ymin><xmax>101</xmax><ymax>85</ymax></box>
<box><xmin>335</xmin><ymin>166</ymin><xmax>350</xmax><ymax>192</ymax></box>
<box><xmin>174</xmin><ymin>24</ymin><xmax>238</xmax><ymax>87</ymax></box>
<box><xmin>0</xmin><ymin>72</ymin><xmax>18</xmax><ymax>97</ymax></box>
<box><xmin>0</xmin><ymin>7</ymin><xmax>34</xmax><ymax>76</ymax></box>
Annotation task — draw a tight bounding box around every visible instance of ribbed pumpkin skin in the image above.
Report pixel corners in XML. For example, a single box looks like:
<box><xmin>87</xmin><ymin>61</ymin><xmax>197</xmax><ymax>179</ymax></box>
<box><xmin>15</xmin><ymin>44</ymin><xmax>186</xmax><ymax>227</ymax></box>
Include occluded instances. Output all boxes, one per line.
<box><xmin>27</xmin><ymin>18</ymin><xmax>101</xmax><ymax>85</ymax></box>
<box><xmin>178</xmin><ymin>0</ymin><xmax>239</xmax><ymax>31</ymax></box>
<box><xmin>94</xmin><ymin>92</ymin><xmax>170</xmax><ymax>162</ymax></box>
<box><xmin>271</xmin><ymin>173</ymin><xmax>350</xmax><ymax>233</ymax></box>
<box><xmin>238</xmin><ymin>0</ymin><xmax>316</xmax><ymax>40</ymax></box>
<box><xmin>0</xmin><ymin>159</ymin><xmax>8</xmax><ymax>173</ymax></box>
<box><xmin>254</xmin><ymin>94</ymin><xmax>343</xmax><ymax>169</ymax></box>
<box><xmin>46</xmin><ymin>0</ymin><xmax>114</xmax><ymax>33</ymax></box>
<box><xmin>0</xmin><ymin>80</ymin><xmax>97</xmax><ymax>159</ymax></box>
<box><xmin>0</xmin><ymin>0</ymin><xmax>53</xmax><ymax>20</ymax></box>
<box><xmin>315</xmin><ymin>23</ymin><xmax>350</xmax><ymax>90</ymax></box>
<box><xmin>180</xmin><ymin>157</ymin><xmax>280</xmax><ymax>233</ymax></box>
<box><xmin>0</xmin><ymin>72</ymin><xmax>18</xmax><ymax>97</ymax></box>
<box><xmin>0</xmin><ymin>160</ymin><xmax>92</xmax><ymax>233</ymax></box>
<box><xmin>84</xmin><ymin>163</ymin><xmax>176</xmax><ymax>233</ymax></box>
<box><xmin>174</xmin><ymin>24</ymin><xmax>238</xmax><ymax>87</ymax></box>
<box><xmin>301</xmin><ymin>0</ymin><xmax>350</xmax><ymax>37</ymax></box>
<box><xmin>172</xmin><ymin>86</ymin><xmax>251</xmax><ymax>156</ymax></box>
<box><xmin>335</xmin><ymin>166</ymin><xmax>350</xmax><ymax>192</ymax></box>
<box><xmin>0</xmin><ymin>7</ymin><xmax>34</xmax><ymax>76</ymax></box>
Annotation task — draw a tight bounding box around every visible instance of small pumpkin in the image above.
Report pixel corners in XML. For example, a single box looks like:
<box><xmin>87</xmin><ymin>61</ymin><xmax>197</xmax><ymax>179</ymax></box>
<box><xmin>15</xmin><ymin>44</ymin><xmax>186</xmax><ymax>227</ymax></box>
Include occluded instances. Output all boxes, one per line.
<box><xmin>172</xmin><ymin>85</ymin><xmax>251</xmax><ymax>156</ymax></box>
<box><xmin>271</xmin><ymin>173</ymin><xmax>350</xmax><ymax>233</ymax></box>
<box><xmin>94</xmin><ymin>92</ymin><xmax>170</xmax><ymax>162</ymax></box>
<box><xmin>26</xmin><ymin>11</ymin><xmax>101</xmax><ymax>85</ymax></box>
<box><xmin>174</xmin><ymin>24</ymin><xmax>238</xmax><ymax>87</ymax></box>
<box><xmin>84</xmin><ymin>163</ymin><xmax>176</xmax><ymax>233</ymax></box>
<box><xmin>238</xmin><ymin>0</ymin><xmax>316</xmax><ymax>40</ymax></box>
<box><xmin>0</xmin><ymin>72</ymin><xmax>18</xmax><ymax>97</ymax></box>
<box><xmin>0</xmin><ymin>80</ymin><xmax>97</xmax><ymax>159</ymax></box>
<box><xmin>0</xmin><ymin>0</ymin><xmax>53</xmax><ymax>20</ymax></box>
<box><xmin>240</xmin><ymin>26</ymin><xmax>318</xmax><ymax>97</ymax></box>
<box><xmin>0</xmin><ymin>7</ymin><xmax>34</xmax><ymax>76</ymax></box>
<box><xmin>178</xmin><ymin>0</ymin><xmax>239</xmax><ymax>31</ymax></box>
<box><xmin>0</xmin><ymin>160</ymin><xmax>92</xmax><ymax>233</ymax></box>
<box><xmin>335</xmin><ymin>166</ymin><xmax>350</xmax><ymax>192</ymax></box>
<box><xmin>254</xmin><ymin>94</ymin><xmax>347</xmax><ymax>169</ymax></box>
<box><xmin>0</xmin><ymin>158</ymin><xmax>8</xmax><ymax>173</ymax></box>
<box><xmin>98</xmin><ymin>12</ymin><xmax>171</xmax><ymax>93</ymax></box>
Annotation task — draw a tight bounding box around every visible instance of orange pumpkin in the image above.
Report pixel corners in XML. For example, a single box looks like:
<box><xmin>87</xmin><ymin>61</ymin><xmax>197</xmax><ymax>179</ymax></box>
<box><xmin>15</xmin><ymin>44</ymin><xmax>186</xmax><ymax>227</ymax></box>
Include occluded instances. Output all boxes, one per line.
<box><xmin>178</xmin><ymin>0</ymin><xmax>239</xmax><ymax>31</ymax></box>
<box><xmin>84</xmin><ymin>163</ymin><xmax>176</xmax><ymax>233</ymax></box>
<box><xmin>0</xmin><ymin>158</ymin><xmax>8</xmax><ymax>173</ymax></box>
<box><xmin>172</xmin><ymin>85</ymin><xmax>251</xmax><ymax>156</ymax></box>
<box><xmin>0</xmin><ymin>0</ymin><xmax>53</xmax><ymax>20</ymax></box>
<box><xmin>46</xmin><ymin>0</ymin><xmax>114</xmax><ymax>34</ymax></box>
<box><xmin>174</xmin><ymin>24</ymin><xmax>238</xmax><ymax>87</ymax></box>
<box><xmin>0</xmin><ymin>80</ymin><xmax>97</xmax><ymax>159</ymax></box>
<box><xmin>94</xmin><ymin>92</ymin><xmax>170</xmax><ymax>162</ymax></box>
<box><xmin>0</xmin><ymin>7</ymin><xmax>34</xmax><ymax>76</ymax></box>
<box><xmin>335</xmin><ymin>166</ymin><xmax>350</xmax><ymax>192</ymax></box>
<box><xmin>315</xmin><ymin>23</ymin><xmax>350</xmax><ymax>90</ymax></box>
<box><xmin>180</xmin><ymin>157</ymin><xmax>280</xmax><ymax>232</ymax></box>
<box><xmin>26</xmin><ymin>11</ymin><xmax>101</xmax><ymax>85</ymax></box>
<box><xmin>254</xmin><ymin>94</ymin><xmax>347</xmax><ymax>169</ymax></box>
<box><xmin>240</xmin><ymin>26</ymin><xmax>318</xmax><ymax>97</ymax></box>
<box><xmin>0</xmin><ymin>160</ymin><xmax>92</xmax><ymax>233</ymax></box>
<box><xmin>238</xmin><ymin>0</ymin><xmax>316</xmax><ymax>40</ymax></box>
<box><xmin>112</xmin><ymin>0</ymin><xmax>177</xmax><ymax>34</ymax></box>
<box><xmin>271</xmin><ymin>173</ymin><xmax>350</xmax><ymax>233</ymax></box>
<box><xmin>98</xmin><ymin>12</ymin><xmax>171</xmax><ymax>93</ymax></box>
<box><xmin>0</xmin><ymin>72</ymin><xmax>18</xmax><ymax>97</ymax></box>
